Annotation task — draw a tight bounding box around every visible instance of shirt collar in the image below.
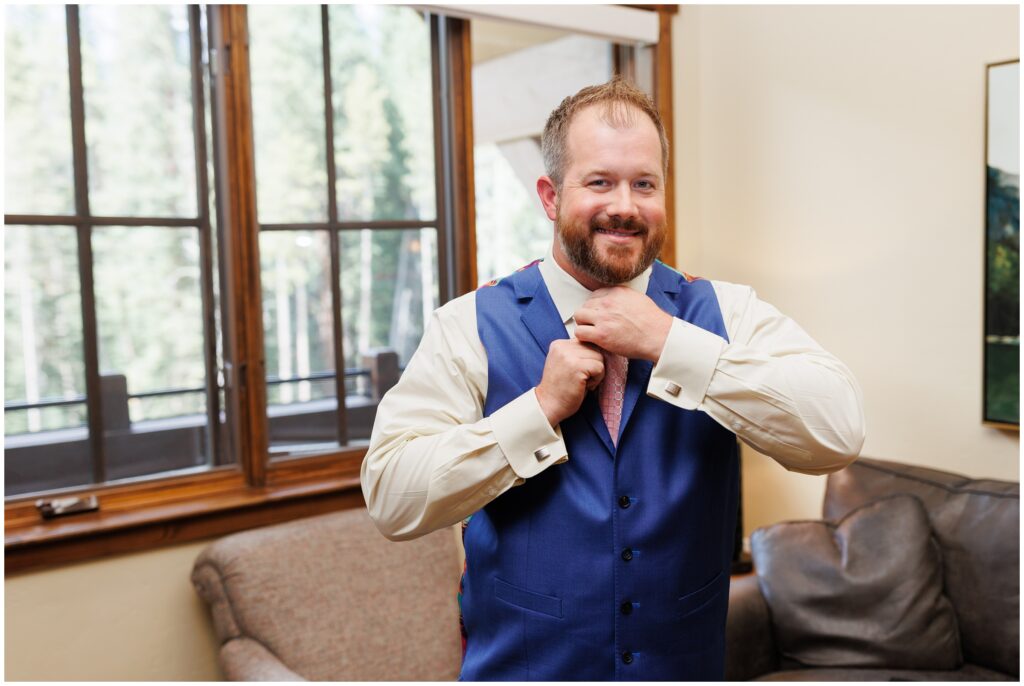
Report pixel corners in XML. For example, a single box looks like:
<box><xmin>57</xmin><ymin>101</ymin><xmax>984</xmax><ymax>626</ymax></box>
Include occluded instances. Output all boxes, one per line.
<box><xmin>537</xmin><ymin>246</ymin><xmax>652</xmax><ymax>325</ymax></box>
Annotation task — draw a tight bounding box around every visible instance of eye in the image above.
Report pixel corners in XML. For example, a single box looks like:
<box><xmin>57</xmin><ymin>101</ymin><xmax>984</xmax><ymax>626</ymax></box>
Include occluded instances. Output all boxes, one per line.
<box><xmin>588</xmin><ymin>179</ymin><xmax>610</xmax><ymax>188</ymax></box>
<box><xmin>634</xmin><ymin>180</ymin><xmax>655</xmax><ymax>190</ymax></box>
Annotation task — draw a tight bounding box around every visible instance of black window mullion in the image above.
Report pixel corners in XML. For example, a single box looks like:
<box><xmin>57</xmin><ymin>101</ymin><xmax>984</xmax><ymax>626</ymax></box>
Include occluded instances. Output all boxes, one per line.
<box><xmin>327</xmin><ymin>233</ymin><xmax>348</xmax><ymax>445</ymax></box>
<box><xmin>89</xmin><ymin>216</ymin><xmax>198</xmax><ymax>227</ymax></box>
<box><xmin>189</xmin><ymin>4</ymin><xmax>224</xmax><ymax>466</ymax></box>
<box><xmin>429</xmin><ymin>14</ymin><xmax>455</xmax><ymax>305</ymax></box>
<box><xmin>4</xmin><ymin>215</ymin><xmax>202</xmax><ymax>227</ymax></box>
<box><xmin>67</xmin><ymin>4</ymin><xmax>107</xmax><ymax>485</ymax></box>
<box><xmin>260</xmin><ymin>219</ymin><xmax>435</xmax><ymax>232</ymax></box>
<box><xmin>4</xmin><ymin>214</ymin><xmax>79</xmax><ymax>225</ymax></box>
<box><xmin>321</xmin><ymin>5</ymin><xmax>339</xmax><ymax>230</ymax></box>
<box><xmin>321</xmin><ymin>5</ymin><xmax>349</xmax><ymax>445</ymax></box>
<box><xmin>335</xmin><ymin>220</ymin><xmax>435</xmax><ymax>231</ymax></box>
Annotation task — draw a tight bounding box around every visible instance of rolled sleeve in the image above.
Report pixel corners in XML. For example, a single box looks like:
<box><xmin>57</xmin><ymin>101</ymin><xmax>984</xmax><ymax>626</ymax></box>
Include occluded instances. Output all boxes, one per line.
<box><xmin>647</xmin><ymin>317</ymin><xmax>726</xmax><ymax>410</ymax></box>
<box><xmin>490</xmin><ymin>389</ymin><xmax>569</xmax><ymax>479</ymax></box>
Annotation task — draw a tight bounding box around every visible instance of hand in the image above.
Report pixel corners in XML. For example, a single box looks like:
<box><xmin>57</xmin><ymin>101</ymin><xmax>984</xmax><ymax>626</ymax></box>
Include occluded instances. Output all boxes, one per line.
<box><xmin>574</xmin><ymin>287</ymin><xmax>673</xmax><ymax>363</ymax></box>
<box><xmin>535</xmin><ymin>338</ymin><xmax>605</xmax><ymax>427</ymax></box>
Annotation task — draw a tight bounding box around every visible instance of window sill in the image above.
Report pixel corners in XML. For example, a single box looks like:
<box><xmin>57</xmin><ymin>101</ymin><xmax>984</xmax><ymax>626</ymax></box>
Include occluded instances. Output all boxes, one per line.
<box><xmin>5</xmin><ymin>448</ymin><xmax>366</xmax><ymax>575</ymax></box>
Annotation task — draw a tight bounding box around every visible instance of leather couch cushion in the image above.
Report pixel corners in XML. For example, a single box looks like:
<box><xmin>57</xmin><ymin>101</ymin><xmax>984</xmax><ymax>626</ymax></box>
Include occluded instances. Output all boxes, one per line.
<box><xmin>755</xmin><ymin>663</ymin><xmax>1014</xmax><ymax>681</ymax></box>
<box><xmin>825</xmin><ymin>458</ymin><xmax>1019</xmax><ymax>676</ymax></box>
<box><xmin>751</xmin><ymin>494</ymin><xmax>961</xmax><ymax>670</ymax></box>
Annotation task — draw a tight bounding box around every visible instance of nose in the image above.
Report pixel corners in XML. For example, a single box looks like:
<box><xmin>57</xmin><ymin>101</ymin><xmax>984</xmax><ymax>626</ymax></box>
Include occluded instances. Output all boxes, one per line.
<box><xmin>606</xmin><ymin>183</ymin><xmax>639</xmax><ymax>221</ymax></box>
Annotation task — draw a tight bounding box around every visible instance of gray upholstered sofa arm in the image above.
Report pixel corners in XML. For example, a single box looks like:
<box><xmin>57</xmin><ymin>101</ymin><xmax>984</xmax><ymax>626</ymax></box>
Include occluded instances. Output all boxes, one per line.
<box><xmin>220</xmin><ymin>637</ymin><xmax>306</xmax><ymax>681</ymax></box>
<box><xmin>725</xmin><ymin>574</ymin><xmax>779</xmax><ymax>680</ymax></box>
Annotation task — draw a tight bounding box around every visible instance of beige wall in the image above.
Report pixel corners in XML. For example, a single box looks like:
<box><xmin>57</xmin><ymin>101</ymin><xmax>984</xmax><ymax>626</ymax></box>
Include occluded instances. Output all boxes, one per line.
<box><xmin>6</xmin><ymin>6</ymin><xmax>1020</xmax><ymax>681</ymax></box>
<box><xmin>5</xmin><ymin>540</ymin><xmax>221</xmax><ymax>681</ymax></box>
<box><xmin>674</xmin><ymin>4</ymin><xmax>1020</xmax><ymax>538</ymax></box>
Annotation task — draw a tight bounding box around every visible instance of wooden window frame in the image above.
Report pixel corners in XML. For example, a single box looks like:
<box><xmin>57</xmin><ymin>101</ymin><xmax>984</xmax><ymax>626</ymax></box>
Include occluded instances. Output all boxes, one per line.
<box><xmin>5</xmin><ymin>4</ymin><xmax>675</xmax><ymax>574</ymax></box>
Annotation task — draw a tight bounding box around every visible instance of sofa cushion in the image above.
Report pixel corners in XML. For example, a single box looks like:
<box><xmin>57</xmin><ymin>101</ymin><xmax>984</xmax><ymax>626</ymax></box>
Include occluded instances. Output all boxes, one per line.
<box><xmin>755</xmin><ymin>663</ymin><xmax>1015</xmax><ymax>681</ymax></box>
<box><xmin>751</xmin><ymin>494</ymin><xmax>961</xmax><ymax>670</ymax></box>
<box><xmin>825</xmin><ymin>458</ymin><xmax>1019</xmax><ymax>676</ymax></box>
<box><xmin>191</xmin><ymin>508</ymin><xmax>462</xmax><ymax>681</ymax></box>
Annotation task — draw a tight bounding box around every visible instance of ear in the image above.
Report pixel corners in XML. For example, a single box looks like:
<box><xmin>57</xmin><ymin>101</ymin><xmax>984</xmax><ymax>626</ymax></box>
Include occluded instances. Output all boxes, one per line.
<box><xmin>536</xmin><ymin>175</ymin><xmax>559</xmax><ymax>221</ymax></box>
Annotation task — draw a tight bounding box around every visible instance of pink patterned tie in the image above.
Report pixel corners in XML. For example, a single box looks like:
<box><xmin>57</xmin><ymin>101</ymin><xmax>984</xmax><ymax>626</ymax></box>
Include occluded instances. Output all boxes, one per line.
<box><xmin>599</xmin><ymin>351</ymin><xmax>629</xmax><ymax>446</ymax></box>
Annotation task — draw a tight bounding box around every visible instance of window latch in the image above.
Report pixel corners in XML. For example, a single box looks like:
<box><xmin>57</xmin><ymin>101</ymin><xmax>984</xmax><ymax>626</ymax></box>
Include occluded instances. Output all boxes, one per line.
<box><xmin>35</xmin><ymin>495</ymin><xmax>100</xmax><ymax>519</ymax></box>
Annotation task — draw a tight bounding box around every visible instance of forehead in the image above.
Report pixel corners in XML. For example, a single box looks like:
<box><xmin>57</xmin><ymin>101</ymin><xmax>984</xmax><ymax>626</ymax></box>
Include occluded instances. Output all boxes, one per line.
<box><xmin>565</xmin><ymin>103</ymin><xmax>662</xmax><ymax>175</ymax></box>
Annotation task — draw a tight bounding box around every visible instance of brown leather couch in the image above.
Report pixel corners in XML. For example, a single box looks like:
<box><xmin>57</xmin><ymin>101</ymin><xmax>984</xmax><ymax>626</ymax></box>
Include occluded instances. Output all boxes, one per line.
<box><xmin>726</xmin><ymin>457</ymin><xmax>1019</xmax><ymax>681</ymax></box>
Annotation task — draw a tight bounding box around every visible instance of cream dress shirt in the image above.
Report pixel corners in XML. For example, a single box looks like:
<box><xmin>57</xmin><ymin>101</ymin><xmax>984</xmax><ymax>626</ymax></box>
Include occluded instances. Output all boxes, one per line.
<box><xmin>361</xmin><ymin>251</ymin><xmax>865</xmax><ymax>541</ymax></box>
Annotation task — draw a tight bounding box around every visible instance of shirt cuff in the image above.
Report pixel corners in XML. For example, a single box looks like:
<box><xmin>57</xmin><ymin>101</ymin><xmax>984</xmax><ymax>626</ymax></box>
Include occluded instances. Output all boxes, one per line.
<box><xmin>490</xmin><ymin>389</ymin><xmax>569</xmax><ymax>479</ymax></box>
<box><xmin>648</xmin><ymin>317</ymin><xmax>726</xmax><ymax>410</ymax></box>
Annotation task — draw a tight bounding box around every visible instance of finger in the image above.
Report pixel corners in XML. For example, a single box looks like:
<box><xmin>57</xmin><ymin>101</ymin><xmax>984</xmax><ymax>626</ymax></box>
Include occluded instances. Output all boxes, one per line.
<box><xmin>574</xmin><ymin>324</ymin><xmax>601</xmax><ymax>346</ymax></box>
<box><xmin>576</xmin><ymin>341</ymin><xmax>606</xmax><ymax>362</ymax></box>
<box><xmin>572</xmin><ymin>338</ymin><xmax>604</xmax><ymax>356</ymax></box>
<box><xmin>581</xmin><ymin>359</ymin><xmax>605</xmax><ymax>388</ymax></box>
<box><xmin>574</xmin><ymin>306</ymin><xmax>601</xmax><ymax>325</ymax></box>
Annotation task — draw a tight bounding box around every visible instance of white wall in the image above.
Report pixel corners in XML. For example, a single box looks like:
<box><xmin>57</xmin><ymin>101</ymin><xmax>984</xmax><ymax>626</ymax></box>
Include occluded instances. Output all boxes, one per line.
<box><xmin>674</xmin><ymin>4</ymin><xmax>1020</xmax><ymax>536</ymax></box>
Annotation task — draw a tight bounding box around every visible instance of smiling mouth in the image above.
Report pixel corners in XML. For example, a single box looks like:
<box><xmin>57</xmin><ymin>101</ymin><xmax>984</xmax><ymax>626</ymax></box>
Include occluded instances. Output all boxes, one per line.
<box><xmin>595</xmin><ymin>228</ymin><xmax>641</xmax><ymax>238</ymax></box>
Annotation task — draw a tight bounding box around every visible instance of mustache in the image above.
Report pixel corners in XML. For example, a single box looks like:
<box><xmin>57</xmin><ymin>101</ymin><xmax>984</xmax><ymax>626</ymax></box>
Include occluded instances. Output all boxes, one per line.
<box><xmin>591</xmin><ymin>216</ymin><xmax>648</xmax><ymax>234</ymax></box>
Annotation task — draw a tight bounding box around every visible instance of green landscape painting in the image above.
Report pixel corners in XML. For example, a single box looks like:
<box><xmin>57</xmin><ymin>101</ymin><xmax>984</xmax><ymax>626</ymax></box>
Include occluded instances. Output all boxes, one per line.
<box><xmin>984</xmin><ymin>60</ymin><xmax>1019</xmax><ymax>426</ymax></box>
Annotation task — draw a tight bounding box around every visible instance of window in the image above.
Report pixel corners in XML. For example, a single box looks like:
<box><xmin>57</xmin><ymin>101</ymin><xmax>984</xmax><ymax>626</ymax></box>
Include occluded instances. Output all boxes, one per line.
<box><xmin>5</xmin><ymin>5</ymin><xmax>224</xmax><ymax>497</ymax></box>
<box><xmin>4</xmin><ymin>4</ymin><xmax>673</xmax><ymax>572</ymax></box>
<box><xmin>247</xmin><ymin>5</ymin><xmax>441</xmax><ymax>456</ymax></box>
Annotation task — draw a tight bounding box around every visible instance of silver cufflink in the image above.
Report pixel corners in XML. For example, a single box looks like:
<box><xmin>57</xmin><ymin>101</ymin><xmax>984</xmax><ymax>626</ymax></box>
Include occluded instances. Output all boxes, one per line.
<box><xmin>534</xmin><ymin>447</ymin><xmax>550</xmax><ymax>461</ymax></box>
<box><xmin>664</xmin><ymin>381</ymin><xmax>681</xmax><ymax>397</ymax></box>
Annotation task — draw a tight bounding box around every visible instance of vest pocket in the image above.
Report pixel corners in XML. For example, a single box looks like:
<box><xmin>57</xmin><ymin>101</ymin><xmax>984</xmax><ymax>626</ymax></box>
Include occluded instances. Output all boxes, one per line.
<box><xmin>676</xmin><ymin>570</ymin><xmax>725</xmax><ymax>619</ymax></box>
<box><xmin>494</xmin><ymin>577</ymin><xmax>563</xmax><ymax>619</ymax></box>
<box><xmin>675</xmin><ymin>570</ymin><xmax>728</xmax><ymax>655</ymax></box>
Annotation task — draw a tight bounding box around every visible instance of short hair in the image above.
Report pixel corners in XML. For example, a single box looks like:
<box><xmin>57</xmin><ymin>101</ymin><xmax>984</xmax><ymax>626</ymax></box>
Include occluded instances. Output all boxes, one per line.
<box><xmin>540</xmin><ymin>77</ymin><xmax>669</xmax><ymax>188</ymax></box>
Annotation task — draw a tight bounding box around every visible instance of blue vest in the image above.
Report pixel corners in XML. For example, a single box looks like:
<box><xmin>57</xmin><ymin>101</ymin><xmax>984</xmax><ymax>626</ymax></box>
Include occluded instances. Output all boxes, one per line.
<box><xmin>461</xmin><ymin>261</ymin><xmax>739</xmax><ymax>681</ymax></box>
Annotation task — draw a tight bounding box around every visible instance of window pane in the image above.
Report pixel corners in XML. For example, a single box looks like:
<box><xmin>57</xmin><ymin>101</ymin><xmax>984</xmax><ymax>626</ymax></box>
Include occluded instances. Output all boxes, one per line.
<box><xmin>79</xmin><ymin>6</ymin><xmax>197</xmax><ymax>217</ymax></box>
<box><xmin>633</xmin><ymin>44</ymin><xmax>656</xmax><ymax>99</ymax></box>
<box><xmin>260</xmin><ymin>231</ymin><xmax>339</xmax><ymax>453</ymax></box>
<box><xmin>341</xmin><ymin>228</ymin><xmax>439</xmax><ymax>443</ymax></box>
<box><xmin>5</xmin><ymin>225</ymin><xmax>91</xmax><ymax>496</ymax></box>
<box><xmin>93</xmin><ymin>226</ymin><xmax>216</xmax><ymax>481</ymax></box>
<box><xmin>341</xmin><ymin>228</ymin><xmax>439</xmax><ymax>367</ymax></box>
<box><xmin>4</xmin><ymin>6</ymin><xmax>75</xmax><ymax>215</ymax></box>
<box><xmin>474</xmin><ymin>142</ymin><xmax>553</xmax><ymax>282</ymax></box>
<box><xmin>472</xmin><ymin>22</ymin><xmax>614</xmax><ymax>280</ymax></box>
<box><xmin>329</xmin><ymin>6</ymin><xmax>436</xmax><ymax>221</ymax></box>
<box><xmin>249</xmin><ymin>5</ymin><xmax>328</xmax><ymax>224</ymax></box>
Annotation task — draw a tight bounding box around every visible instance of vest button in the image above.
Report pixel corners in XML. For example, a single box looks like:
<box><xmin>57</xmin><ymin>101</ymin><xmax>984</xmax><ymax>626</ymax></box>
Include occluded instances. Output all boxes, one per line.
<box><xmin>620</xmin><ymin>601</ymin><xmax>633</xmax><ymax>615</ymax></box>
<box><xmin>618</xmin><ymin>495</ymin><xmax>631</xmax><ymax>509</ymax></box>
<box><xmin>622</xmin><ymin>651</ymin><xmax>634</xmax><ymax>665</ymax></box>
<box><xmin>621</xmin><ymin>547</ymin><xmax>633</xmax><ymax>561</ymax></box>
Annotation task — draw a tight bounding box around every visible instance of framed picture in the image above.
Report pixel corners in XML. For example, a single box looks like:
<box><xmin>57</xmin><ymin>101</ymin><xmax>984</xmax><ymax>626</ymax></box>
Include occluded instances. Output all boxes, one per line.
<box><xmin>983</xmin><ymin>59</ymin><xmax>1019</xmax><ymax>428</ymax></box>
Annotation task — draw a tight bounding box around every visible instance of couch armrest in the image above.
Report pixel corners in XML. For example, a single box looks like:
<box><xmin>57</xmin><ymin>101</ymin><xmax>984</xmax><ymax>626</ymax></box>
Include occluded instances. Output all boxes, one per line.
<box><xmin>220</xmin><ymin>637</ymin><xmax>307</xmax><ymax>681</ymax></box>
<box><xmin>725</xmin><ymin>574</ymin><xmax>779</xmax><ymax>680</ymax></box>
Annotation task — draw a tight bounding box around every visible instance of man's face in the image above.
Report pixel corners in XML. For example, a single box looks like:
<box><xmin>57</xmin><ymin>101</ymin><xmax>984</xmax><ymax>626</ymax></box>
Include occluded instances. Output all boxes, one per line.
<box><xmin>549</xmin><ymin>104</ymin><xmax>667</xmax><ymax>288</ymax></box>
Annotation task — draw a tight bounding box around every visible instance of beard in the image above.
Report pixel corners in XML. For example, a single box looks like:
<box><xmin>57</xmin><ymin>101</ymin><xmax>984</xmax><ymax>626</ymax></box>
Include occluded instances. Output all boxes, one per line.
<box><xmin>556</xmin><ymin>210</ymin><xmax>666</xmax><ymax>286</ymax></box>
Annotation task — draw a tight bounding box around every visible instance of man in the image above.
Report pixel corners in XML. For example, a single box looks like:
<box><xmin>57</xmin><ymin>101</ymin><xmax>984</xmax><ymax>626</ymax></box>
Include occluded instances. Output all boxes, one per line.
<box><xmin>361</xmin><ymin>79</ymin><xmax>865</xmax><ymax>680</ymax></box>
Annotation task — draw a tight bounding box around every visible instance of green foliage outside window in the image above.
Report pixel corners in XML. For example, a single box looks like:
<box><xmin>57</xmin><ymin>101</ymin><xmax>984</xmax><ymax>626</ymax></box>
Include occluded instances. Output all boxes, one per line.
<box><xmin>250</xmin><ymin>5</ymin><xmax>438</xmax><ymax>417</ymax></box>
